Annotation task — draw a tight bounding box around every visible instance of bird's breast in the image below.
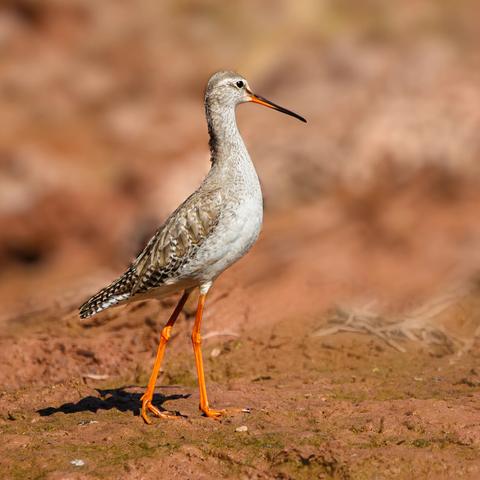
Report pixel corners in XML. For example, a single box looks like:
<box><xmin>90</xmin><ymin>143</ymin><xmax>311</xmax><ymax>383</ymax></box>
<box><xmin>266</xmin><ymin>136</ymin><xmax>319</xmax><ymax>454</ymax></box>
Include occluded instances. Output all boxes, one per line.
<box><xmin>180</xmin><ymin>181</ymin><xmax>263</xmax><ymax>282</ymax></box>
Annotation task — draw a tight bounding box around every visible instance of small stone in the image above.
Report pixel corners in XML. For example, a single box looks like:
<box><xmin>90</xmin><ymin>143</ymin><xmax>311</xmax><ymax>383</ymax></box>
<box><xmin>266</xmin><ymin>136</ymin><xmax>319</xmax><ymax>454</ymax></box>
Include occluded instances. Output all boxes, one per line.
<box><xmin>78</xmin><ymin>420</ymin><xmax>99</xmax><ymax>426</ymax></box>
<box><xmin>211</xmin><ymin>347</ymin><xmax>221</xmax><ymax>358</ymax></box>
<box><xmin>70</xmin><ymin>459</ymin><xmax>85</xmax><ymax>467</ymax></box>
<box><xmin>235</xmin><ymin>425</ymin><xmax>248</xmax><ymax>433</ymax></box>
<box><xmin>7</xmin><ymin>411</ymin><xmax>25</xmax><ymax>421</ymax></box>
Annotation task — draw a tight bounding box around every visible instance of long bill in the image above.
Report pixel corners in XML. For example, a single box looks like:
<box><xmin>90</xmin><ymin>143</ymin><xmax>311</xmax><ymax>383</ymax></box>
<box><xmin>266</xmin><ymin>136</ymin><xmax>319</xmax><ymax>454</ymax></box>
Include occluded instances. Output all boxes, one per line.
<box><xmin>248</xmin><ymin>92</ymin><xmax>306</xmax><ymax>123</ymax></box>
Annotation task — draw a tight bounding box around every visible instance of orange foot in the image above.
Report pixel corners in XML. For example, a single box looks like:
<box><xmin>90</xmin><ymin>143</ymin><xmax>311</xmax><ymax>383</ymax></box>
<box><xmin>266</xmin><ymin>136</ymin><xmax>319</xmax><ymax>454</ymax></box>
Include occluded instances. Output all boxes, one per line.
<box><xmin>200</xmin><ymin>406</ymin><xmax>250</xmax><ymax>419</ymax></box>
<box><xmin>201</xmin><ymin>406</ymin><xmax>226</xmax><ymax>419</ymax></box>
<box><xmin>141</xmin><ymin>393</ymin><xmax>179</xmax><ymax>424</ymax></box>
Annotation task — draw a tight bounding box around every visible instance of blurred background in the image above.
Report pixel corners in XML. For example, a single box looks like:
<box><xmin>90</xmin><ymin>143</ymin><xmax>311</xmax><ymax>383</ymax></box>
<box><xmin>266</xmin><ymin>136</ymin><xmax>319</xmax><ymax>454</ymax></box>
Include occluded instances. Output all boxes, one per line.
<box><xmin>3</xmin><ymin>3</ymin><xmax>480</xmax><ymax>475</ymax></box>
<box><xmin>1</xmin><ymin>0</ymin><xmax>480</xmax><ymax>333</ymax></box>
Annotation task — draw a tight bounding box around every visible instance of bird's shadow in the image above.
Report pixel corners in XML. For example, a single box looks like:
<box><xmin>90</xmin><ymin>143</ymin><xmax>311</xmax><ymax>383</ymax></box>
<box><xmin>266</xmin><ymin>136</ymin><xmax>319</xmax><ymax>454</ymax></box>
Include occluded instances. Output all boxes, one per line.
<box><xmin>37</xmin><ymin>386</ymin><xmax>190</xmax><ymax>418</ymax></box>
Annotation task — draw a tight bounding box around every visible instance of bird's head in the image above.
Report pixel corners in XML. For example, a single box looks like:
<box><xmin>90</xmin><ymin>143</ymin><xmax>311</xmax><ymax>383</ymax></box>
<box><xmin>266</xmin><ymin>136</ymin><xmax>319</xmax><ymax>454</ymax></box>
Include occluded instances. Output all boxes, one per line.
<box><xmin>205</xmin><ymin>71</ymin><xmax>306</xmax><ymax>123</ymax></box>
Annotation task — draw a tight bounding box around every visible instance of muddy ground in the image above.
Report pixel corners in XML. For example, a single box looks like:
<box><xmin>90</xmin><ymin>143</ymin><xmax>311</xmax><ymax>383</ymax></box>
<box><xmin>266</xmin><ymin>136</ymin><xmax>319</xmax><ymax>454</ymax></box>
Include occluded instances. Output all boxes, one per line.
<box><xmin>2</xmin><ymin>180</ymin><xmax>480</xmax><ymax>479</ymax></box>
<box><xmin>2</xmin><ymin>1</ymin><xmax>480</xmax><ymax>479</ymax></box>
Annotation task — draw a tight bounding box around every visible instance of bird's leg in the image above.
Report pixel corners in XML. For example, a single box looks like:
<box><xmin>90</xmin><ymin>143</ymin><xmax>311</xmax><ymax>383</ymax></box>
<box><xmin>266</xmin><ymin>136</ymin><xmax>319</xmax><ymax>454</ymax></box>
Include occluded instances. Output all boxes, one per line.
<box><xmin>191</xmin><ymin>290</ymin><xmax>225</xmax><ymax>418</ymax></box>
<box><xmin>141</xmin><ymin>290</ymin><xmax>190</xmax><ymax>424</ymax></box>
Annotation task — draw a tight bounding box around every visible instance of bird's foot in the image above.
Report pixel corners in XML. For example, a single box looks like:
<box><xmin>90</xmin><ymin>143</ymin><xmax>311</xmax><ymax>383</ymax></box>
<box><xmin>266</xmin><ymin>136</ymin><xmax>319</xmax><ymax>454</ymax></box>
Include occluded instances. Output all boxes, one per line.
<box><xmin>200</xmin><ymin>405</ymin><xmax>250</xmax><ymax>419</ymax></box>
<box><xmin>141</xmin><ymin>393</ymin><xmax>179</xmax><ymax>424</ymax></box>
<box><xmin>200</xmin><ymin>405</ymin><xmax>226</xmax><ymax>419</ymax></box>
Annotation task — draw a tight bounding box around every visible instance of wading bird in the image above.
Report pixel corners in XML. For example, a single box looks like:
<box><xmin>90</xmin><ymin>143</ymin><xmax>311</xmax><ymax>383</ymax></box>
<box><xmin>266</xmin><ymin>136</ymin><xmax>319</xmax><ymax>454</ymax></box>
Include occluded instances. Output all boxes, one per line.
<box><xmin>79</xmin><ymin>71</ymin><xmax>306</xmax><ymax>423</ymax></box>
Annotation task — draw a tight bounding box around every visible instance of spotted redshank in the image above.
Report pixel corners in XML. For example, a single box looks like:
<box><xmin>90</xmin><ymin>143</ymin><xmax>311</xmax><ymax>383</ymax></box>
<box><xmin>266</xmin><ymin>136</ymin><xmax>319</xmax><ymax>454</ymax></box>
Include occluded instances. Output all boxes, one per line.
<box><xmin>79</xmin><ymin>71</ymin><xmax>306</xmax><ymax>423</ymax></box>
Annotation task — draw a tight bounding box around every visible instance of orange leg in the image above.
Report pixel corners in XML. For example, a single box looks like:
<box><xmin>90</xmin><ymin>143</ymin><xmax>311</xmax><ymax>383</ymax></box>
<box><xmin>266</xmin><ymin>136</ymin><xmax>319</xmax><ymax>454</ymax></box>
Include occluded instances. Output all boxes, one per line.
<box><xmin>191</xmin><ymin>290</ymin><xmax>225</xmax><ymax>418</ymax></box>
<box><xmin>141</xmin><ymin>290</ymin><xmax>190</xmax><ymax>424</ymax></box>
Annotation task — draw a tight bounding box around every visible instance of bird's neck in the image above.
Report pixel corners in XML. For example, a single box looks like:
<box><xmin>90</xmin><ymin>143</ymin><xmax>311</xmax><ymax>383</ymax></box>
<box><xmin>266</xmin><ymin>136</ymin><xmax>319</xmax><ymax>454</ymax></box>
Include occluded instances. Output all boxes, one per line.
<box><xmin>205</xmin><ymin>101</ymin><xmax>249</xmax><ymax>168</ymax></box>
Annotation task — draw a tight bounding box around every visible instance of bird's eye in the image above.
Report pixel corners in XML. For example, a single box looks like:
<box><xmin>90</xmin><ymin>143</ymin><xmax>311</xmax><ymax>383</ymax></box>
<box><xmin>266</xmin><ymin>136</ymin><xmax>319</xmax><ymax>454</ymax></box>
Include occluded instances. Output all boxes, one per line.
<box><xmin>236</xmin><ymin>80</ymin><xmax>245</xmax><ymax>88</ymax></box>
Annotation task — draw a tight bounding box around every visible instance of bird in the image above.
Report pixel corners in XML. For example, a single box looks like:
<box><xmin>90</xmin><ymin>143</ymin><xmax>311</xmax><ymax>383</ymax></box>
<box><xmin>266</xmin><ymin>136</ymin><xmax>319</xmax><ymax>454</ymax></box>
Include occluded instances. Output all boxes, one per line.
<box><xmin>79</xmin><ymin>71</ymin><xmax>306</xmax><ymax>424</ymax></box>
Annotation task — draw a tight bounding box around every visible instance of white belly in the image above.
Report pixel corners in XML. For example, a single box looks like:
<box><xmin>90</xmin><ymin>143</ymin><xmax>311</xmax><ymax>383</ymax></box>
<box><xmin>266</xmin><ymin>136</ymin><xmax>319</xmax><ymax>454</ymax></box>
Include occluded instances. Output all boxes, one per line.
<box><xmin>179</xmin><ymin>191</ymin><xmax>263</xmax><ymax>283</ymax></box>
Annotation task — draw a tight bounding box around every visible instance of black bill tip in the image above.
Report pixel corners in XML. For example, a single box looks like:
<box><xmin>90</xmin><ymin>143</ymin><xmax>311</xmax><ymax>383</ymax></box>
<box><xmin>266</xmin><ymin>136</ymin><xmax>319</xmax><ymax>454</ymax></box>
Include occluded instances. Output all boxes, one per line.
<box><xmin>251</xmin><ymin>93</ymin><xmax>307</xmax><ymax>123</ymax></box>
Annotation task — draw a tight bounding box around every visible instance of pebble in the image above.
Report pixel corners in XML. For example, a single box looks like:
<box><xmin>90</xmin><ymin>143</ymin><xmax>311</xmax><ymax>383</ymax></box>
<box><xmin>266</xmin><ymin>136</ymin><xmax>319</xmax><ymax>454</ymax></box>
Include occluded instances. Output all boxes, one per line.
<box><xmin>70</xmin><ymin>459</ymin><xmax>85</xmax><ymax>467</ymax></box>
<box><xmin>210</xmin><ymin>347</ymin><xmax>221</xmax><ymax>358</ymax></box>
<box><xmin>235</xmin><ymin>425</ymin><xmax>248</xmax><ymax>433</ymax></box>
<box><xmin>78</xmin><ymin>420</ymin><xmax>99</xmax><ymax>426</ymax></box>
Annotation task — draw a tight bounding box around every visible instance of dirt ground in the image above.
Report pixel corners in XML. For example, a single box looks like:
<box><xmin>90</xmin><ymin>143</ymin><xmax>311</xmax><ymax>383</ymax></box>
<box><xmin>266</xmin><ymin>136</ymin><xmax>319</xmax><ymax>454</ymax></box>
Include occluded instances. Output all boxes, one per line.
<box><xmin>2</xmin><ymin>1</ymin><xmax>480</xmax><ymax>479</ymax></box>
<box><xmin>2</xmin><ymin>178</ymin><xmax>480</xmax><ymax>479</ymax></box>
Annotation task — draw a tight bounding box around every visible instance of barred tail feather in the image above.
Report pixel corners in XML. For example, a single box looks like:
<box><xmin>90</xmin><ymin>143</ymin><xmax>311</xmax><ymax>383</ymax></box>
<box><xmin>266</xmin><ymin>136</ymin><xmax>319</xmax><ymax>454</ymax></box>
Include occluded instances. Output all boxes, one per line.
<box><xmin>79</xmin><ymin>267</ymin><xmax>137</xmax><ymax>319</ymax></box>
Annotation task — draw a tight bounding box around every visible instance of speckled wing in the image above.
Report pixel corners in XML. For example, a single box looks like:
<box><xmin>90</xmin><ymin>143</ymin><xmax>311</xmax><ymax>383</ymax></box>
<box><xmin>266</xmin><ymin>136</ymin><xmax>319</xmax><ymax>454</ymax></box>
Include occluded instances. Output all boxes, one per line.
<box><xmin>79</xmin><ymin>188</ymin><xmax>223</xmax><ymax>319</ymax></box>
<box><xmin>130</xmin><ymin>188</ymin><xmax>223</xmax><ymax>294</ymax></box>
<box><xmin>79</xmin><ymin>265</ymin><xmax>137</xmax><ymax>318</ymax></box>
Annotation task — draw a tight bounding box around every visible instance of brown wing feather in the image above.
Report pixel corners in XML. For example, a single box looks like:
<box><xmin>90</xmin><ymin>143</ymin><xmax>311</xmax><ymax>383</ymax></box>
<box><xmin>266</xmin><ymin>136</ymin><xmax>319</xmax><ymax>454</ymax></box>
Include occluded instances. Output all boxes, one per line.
<box><xmin>79</xmin><ymin>266</ymin><xmax>137</xmax><ymax>318</ymax></box>
<box><xmin>131</xmin><ymin>188</ymin><xmax>223</xmax><ymax>294</ymax></box>
<box><xmin>79</xmin><ymin>187</ymin><xmax>223</xmax><ymax>318</ymax></box>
